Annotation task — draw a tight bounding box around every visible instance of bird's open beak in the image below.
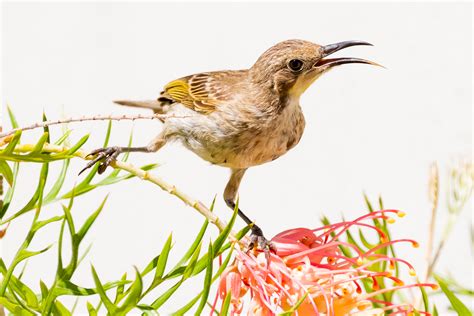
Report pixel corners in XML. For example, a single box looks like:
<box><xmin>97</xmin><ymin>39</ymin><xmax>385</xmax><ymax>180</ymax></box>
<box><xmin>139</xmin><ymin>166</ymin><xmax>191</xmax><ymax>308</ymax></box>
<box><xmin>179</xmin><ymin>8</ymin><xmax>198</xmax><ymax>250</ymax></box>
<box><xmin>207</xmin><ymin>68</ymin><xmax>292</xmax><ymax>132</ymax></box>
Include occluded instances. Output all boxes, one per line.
<box><xmin>315</xmin><ymin>40</ymin><xmax>382</xmax><ymax>69</ymax></box>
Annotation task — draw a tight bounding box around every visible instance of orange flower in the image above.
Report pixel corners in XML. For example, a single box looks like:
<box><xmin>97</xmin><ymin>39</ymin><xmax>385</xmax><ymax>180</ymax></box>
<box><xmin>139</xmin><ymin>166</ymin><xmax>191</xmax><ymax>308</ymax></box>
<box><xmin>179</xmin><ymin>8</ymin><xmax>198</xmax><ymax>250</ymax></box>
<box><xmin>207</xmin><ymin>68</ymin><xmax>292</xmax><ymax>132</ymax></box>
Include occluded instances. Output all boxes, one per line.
<box><xmin>213</xmin><ymin>210</ymin><xmax>437</xmax><ymax>316</ymax></box>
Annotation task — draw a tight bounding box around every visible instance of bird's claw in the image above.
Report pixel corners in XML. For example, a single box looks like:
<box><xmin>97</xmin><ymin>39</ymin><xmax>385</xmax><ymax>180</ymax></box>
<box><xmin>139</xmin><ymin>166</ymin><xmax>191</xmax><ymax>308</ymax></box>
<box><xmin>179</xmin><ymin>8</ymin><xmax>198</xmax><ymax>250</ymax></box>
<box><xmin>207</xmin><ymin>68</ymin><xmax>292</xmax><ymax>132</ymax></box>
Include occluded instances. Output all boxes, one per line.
<box><xmin>247</xmin><ymin>225</ymin><xmax>276</xmax><ymax>264</ymax></box>
<box><xmin>79</xmin><ymin>146</ymin><xmax>122</xmax><ymax>175</ymax></box>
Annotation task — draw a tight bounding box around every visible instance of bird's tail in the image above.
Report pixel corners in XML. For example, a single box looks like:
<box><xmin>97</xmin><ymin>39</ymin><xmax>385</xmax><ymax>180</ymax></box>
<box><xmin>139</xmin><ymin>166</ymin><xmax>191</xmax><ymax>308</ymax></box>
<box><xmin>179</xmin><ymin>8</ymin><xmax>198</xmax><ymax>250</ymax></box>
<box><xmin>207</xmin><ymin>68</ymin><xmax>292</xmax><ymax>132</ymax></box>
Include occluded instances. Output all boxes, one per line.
<box><xmin>114</xmin><ymin>100</ymin><xmax>164</xmax><ymax>113</ymax></box>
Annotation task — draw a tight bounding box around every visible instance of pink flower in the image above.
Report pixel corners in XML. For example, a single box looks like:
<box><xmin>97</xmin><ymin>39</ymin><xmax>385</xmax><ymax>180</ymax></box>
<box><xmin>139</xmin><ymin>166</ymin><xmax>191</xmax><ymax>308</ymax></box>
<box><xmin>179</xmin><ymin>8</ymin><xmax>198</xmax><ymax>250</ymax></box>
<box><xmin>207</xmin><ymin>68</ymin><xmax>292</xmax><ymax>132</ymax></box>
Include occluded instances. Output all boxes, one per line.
<box><xmin>213</xmin><ymin>210</ymin><xmax>437</xmax><ymax>316</ymax></box>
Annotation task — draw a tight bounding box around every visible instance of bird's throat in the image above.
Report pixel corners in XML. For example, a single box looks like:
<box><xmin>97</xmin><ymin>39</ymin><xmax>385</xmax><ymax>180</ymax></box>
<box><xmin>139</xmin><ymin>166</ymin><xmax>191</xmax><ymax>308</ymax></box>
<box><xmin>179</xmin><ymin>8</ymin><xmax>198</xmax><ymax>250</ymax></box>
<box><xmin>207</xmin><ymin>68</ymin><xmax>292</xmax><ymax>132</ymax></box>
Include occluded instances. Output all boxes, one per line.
<box><xmin>287</xmin><ymin>72</ymin><xmax>321</xmax><ymax>100</ymax></box>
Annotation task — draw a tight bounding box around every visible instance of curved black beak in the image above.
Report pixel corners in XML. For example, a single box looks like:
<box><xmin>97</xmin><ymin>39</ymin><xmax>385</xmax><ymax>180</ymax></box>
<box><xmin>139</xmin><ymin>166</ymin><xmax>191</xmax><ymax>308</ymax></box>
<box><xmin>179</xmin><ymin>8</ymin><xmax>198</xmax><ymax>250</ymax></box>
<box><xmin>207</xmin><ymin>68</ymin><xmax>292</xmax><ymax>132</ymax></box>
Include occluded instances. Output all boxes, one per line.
<box><xmin>316</xmin><ymin>40</ymin><xmax>382</xmax><ymax>69</ymax></box>
<box><xmin>321</xmin><ymin>40</ymin><xmax>373</xmax><ymax>57</ymax></box>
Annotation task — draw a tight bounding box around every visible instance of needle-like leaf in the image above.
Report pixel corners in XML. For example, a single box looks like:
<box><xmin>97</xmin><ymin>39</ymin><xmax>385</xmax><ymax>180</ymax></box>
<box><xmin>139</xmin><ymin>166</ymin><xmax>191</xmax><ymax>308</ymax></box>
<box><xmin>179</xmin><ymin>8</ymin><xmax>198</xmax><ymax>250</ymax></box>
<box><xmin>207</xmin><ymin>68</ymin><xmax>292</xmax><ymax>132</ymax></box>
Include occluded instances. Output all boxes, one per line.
<box><xmin>39</xmin><ymin>280</ymin><xmax>49</xmax><ymax>300</ymax></box>
<box><xmin>171</xmin><ymin>294</ymin><xmax>201</xmax><ymax>315</ymax></box>
<box><xmin>90</xmin><ymin>265</ymin><xmax>118</xmax><ymax>314</ymax></box>
<box><xmin>27</xmin><ymin>132</ymin><xmax>49</xmax><ymax>156</ymax></box>
<box><xmin>44</xmin><ymin>159</ymin><xmax>70</xmax><ymax>203</ymax></box>
<box><xmin>358</xmin><ymin>228</ymin><xmax>376</xmax><ymax>249</ymax></box>
<box><xmin>114</xmin><ymin>273</ymin><xmax>128</xmax><ymax>304</ymax></box>
<box><xmin>54</xmin><ymin>129</ymin><xmax>72</xmax><ymax>146</ymax></box>
<box><xmin>183</xmin><ymin>242</ymin><xmax>202</xmax><ymax>280</ymax></box>
<box><xmin>0</xmin><ymin>296</ymin><xmax>34</xmax><ymax>316</ymax></box>
<box><xmin>59</xmin><ymin>134</ymin><xmax>89</xmax><ymax>157</ymax></box>
<box><xmin>86</xmin><ymin>301</ymin><xmax>98</xmax><ymax>316</ymax></box>
<box><xmin>172</xmin><ymin>243</ymin><xmax>234</xmax><ymax>315</ymax></box>
<box><xmin>153</xmin><ymin>233</ymin><xmax>173</xmax><ymax>282</ymax></box>
<box><xmin>15</xmin><ymin>245</ymin><xmax>54</xmax><ymax>264</ymax></box>
<box><xmin>1</xmin><ymin>162</ymin><xmax>48</xmax><ymax>223</ymax></box>
<box><xmin>435</xmin><ymin>275</ymin><xmax>471</xmax><ymax>315</ymax></box>
<box><xmin>7</xmin><ymin>105</ymin><xmax>19</xmax><ymax>128</ymax></box>
<box><xmin>219</xmin><ymin>292</ymin><xmax>231</xmax><ymax>315</ymax></box>
<box><xmin>0</xmin><ymin>161</ymin><xmax>19</xmax><ymax>219</ymax></box>
<box><xmin>195</xmin><ymin>241</ymin><xmax>214</xmax><ymax>315</ymax></box>
<box><xmin>32</xmin><ymin>215</ymin><xmax>64</xmax><ymax>234</ymax></box>
<box><xmin>151</xmin><ymin>243</ymin><xmax>202</xmax><ymax>310</ymax></box>
<box><xmin>52</xmin><ymin>300</ymin><xmax>72</xmax><ymax>316</ymax></box>
<box><xmin>2</xmin><ymin>130</ymin><xmax>22</xmax><ymax>155</ymax></box>
<box><xmin>1</xmin><ymin>268</ymin><xmax>38</xmax><ymax>310</ymax></box>
<box><xmin>163</xmin><ymin>214</ymin><xmax>210</xmax><ymax>277</ymax></box>
<box><xmin>150</xmin><ymin>279</ymin><xmax>184</xmax><ymax>310</ymax></box>
<box><xmin>212</xmin><ymin>200</ymin><xmax>239</xmax><ymax>254</ymax></box>
<box><xmin>53</xmin><ymin>279</ymin><xmax>130</xmax><ymax>297</ymax></box>
<box><xmin>0</xmin><ymin>160</ymin><xmax>13</xmax><ymax>187</ymax></box>
<box><xmin>76</xmin><ymin>195</ymin><xmax>108</xmax><ymax>243</ymax></box>
<box><xmin>419</xmin><ymin>278</ymin><xmax>429</xmax><ymax>313</ymax></box>
<box><xmin>117</xmin><ymin>267</ymin><xmax>143</xmax><ymax>314</ymax></box>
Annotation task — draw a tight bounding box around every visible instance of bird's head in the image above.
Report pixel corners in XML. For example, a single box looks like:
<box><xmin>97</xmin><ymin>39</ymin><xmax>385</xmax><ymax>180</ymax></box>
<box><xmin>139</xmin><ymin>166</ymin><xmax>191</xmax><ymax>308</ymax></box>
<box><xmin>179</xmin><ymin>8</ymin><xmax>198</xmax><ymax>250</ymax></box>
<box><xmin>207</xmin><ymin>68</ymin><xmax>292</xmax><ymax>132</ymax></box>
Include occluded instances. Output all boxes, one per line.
<box><xmin>250</xmin><ymin>39</ymin><xmax>380</xmax><ymax>102</ymax></box>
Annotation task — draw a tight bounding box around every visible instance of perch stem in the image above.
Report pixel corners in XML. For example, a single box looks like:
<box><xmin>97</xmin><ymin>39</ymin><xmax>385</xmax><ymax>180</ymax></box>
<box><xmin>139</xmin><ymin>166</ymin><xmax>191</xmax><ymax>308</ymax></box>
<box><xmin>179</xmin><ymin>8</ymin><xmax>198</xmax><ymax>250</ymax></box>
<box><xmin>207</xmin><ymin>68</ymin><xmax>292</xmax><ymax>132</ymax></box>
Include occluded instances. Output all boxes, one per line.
<box><xmin>11</xmin><ymin>143</ymin><xmax>232</xmax><ymax>235</ymax></box>
<box><xmin>0</xmin><ymin>113</ymin><xmax>189</xmax><ymax>138</ymax></box>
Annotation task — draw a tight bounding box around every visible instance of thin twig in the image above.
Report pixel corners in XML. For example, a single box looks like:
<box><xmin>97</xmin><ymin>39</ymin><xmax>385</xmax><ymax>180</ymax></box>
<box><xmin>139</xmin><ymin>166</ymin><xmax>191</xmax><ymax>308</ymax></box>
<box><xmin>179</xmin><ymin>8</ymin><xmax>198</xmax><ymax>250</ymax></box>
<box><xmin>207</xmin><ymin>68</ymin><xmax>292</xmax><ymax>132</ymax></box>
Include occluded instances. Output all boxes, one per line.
<box><xmin>0</xmin><ymin>113</ymin><xmax>188</xmax><ymax>138</ymax></box>
<box><xmin>424</xmin><ymin>162</ymin><xmax>439</xmax><ymax>281</ymax></box>
<box><xmin>426</xmin><ymin>239</ymin><xmax>444</xmax><ymax>280</ymax></box>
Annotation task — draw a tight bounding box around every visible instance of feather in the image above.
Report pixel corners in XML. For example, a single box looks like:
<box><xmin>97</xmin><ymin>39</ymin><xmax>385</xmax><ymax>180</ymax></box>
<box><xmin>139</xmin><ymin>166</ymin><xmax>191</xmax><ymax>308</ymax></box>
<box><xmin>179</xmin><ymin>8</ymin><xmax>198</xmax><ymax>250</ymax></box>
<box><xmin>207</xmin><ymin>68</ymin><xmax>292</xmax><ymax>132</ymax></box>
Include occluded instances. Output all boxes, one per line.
<box><xmin>114</xmin><ymin>100</ymin><xmax>163</xmax><ymax>111</ymax></box>
<box><xmin>161</xmin><ymin>71</ymin><xmax>246</xmax><ymax>114</ymax></box>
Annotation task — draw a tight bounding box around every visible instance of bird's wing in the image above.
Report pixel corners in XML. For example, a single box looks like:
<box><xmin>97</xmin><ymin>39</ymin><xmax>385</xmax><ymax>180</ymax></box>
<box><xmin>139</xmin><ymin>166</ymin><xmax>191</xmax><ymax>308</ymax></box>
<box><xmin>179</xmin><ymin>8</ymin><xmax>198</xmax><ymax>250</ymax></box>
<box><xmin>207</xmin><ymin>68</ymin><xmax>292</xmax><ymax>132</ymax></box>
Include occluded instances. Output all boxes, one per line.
<box><xmin>160</xmin><ymin>71</ymin><xmax>242</xmax><ymax>114</ymax></box>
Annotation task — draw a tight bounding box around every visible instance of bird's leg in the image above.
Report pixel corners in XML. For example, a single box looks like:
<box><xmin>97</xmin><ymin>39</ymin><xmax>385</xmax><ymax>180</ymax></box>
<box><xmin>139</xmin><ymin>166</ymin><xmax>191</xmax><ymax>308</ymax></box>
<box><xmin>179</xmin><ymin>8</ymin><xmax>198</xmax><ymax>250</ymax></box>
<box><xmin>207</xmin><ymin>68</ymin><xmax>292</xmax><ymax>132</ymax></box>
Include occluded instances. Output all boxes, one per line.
<box><xmin>224</xmin><ymin>169</ymin><xmax>275</xmax><ymax>256</ymax></box>
<box><xmin>79</xmin><ymin>134</ymin><xmax>166</xmax><ymax>175</ymax></box>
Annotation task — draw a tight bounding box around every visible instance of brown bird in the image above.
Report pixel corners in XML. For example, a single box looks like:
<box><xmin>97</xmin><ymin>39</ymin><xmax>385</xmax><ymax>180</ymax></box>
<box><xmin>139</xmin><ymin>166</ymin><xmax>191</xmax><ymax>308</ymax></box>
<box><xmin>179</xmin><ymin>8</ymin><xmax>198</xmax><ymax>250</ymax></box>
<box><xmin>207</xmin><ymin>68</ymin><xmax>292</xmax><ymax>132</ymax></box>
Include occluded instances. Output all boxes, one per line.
<box><xmin>80</xmin><ymin>39</ymin><xmax>379</xmax><ymax>251</ymax></box>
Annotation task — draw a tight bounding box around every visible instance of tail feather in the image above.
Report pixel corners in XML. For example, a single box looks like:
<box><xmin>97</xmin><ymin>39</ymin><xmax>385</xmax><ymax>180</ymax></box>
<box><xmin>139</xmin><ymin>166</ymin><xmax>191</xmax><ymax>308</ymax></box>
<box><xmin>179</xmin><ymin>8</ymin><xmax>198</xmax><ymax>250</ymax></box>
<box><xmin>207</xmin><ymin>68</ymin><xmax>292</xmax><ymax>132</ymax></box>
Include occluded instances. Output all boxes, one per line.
<box><xmin>114</xmin><ymin>99</ymin><xmax>163</xmax><ymax>111</ymax></box>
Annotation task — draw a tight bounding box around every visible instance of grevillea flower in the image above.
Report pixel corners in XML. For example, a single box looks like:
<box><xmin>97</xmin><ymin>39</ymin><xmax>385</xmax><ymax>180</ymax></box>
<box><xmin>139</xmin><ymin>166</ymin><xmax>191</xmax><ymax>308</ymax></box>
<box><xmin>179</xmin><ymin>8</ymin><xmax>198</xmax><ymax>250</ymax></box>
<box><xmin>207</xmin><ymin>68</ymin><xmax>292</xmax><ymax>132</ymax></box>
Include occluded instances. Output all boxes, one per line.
<box><xmin>213</xmin><ymin>210</ymin><xmax>437</xmax><ymax>316</ymax></box>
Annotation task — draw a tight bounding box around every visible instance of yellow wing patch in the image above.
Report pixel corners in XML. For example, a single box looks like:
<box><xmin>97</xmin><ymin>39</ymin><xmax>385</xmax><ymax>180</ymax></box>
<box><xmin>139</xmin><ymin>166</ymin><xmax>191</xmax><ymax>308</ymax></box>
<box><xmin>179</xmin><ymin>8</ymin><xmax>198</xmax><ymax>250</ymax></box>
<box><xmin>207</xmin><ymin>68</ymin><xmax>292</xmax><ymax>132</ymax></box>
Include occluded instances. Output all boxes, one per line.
<box><xmin>163</xmin><ymin>74</ymin><xmax>220</xmax><ymax>114</ymax></box>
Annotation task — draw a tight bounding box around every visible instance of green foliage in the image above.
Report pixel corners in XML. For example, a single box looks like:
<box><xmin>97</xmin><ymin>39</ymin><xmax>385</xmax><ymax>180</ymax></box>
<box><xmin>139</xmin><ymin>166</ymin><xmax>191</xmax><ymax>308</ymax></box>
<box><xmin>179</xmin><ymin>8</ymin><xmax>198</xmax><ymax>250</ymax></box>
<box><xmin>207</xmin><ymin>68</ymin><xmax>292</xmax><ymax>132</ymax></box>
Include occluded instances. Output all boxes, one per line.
<box><xmin>435</xmin><ymin>276</ymin><xmax>471</xmax><ymax>316</ymax></box>
<box><xmin>196</xmin><ymin>241</ymin><xmax>214</xmax><ymax>314</ymax></box>
<box><xmin>219</xmin><ymin>292</ymin><xmax>231</xmax><ymax>316</ymax></box>
<box><xmin>0</xmin><ymin>160</ymin><xmax>13</xmax><ymax>187</ymax></box>
<box><xmin>0</xmin><ymin>110</ymin><xmax>242</xmax><ymax>314</ymax></box>
<box><xmin>419</xmin><ymin>279</ymin><xmax>430</xmax><ymax>312</ymax></box>
<box><xmin>1</xmin><ymin>108</ymin><xmax>470</xmax><ymax>314</ymax></box>
<box><xmin>0</xmin><ymin>118</ymin><xmax>158</xmax><ymax>225</ymax></box>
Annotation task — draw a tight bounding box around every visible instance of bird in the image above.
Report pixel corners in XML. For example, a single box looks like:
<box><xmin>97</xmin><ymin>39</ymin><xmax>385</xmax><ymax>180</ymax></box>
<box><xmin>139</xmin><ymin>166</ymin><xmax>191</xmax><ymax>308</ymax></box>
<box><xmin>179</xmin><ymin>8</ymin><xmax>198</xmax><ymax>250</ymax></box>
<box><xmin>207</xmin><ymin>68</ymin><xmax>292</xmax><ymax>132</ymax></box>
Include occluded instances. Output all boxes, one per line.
<box><xmin>80</xmin><ymin>39</ymin><xmax>379</xmax><ymax>252</ymax></box>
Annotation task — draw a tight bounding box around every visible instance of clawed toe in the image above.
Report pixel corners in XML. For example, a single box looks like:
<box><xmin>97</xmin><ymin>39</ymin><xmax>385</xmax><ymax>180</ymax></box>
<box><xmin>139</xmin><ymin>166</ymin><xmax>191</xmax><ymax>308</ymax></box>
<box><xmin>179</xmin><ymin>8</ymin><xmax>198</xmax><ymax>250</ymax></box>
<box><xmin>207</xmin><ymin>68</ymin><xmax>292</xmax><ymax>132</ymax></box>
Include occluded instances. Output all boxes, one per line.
<box><xmin>79</xmin><ymin>146</ymin><xmax>121</xmax><ymax>175</ymax></box>
<box><xmin>247</xmin><ymin>226</ymin><xmax>275</xmax><ymax>263</ymax></box>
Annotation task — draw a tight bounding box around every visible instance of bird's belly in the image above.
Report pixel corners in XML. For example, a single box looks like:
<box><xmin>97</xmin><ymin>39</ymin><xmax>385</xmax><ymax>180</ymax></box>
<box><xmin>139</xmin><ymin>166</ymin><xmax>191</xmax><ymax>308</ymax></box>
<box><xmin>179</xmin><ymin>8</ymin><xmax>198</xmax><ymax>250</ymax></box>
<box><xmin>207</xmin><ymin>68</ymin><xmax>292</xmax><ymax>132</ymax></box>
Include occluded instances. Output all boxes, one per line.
<box><xmin>227</xmin><ymin>133</ymin><xmax>296</xmax><ymax>168</ymax></box>
<box><xmin>166</xmin><ymin>103</ymin><xmax>305</xmax><ymax>169</ymax></box>
<box><xmin>179</xmin><ymin>128</ymin><xmax>302</xmax><ymax>169</ymax></box>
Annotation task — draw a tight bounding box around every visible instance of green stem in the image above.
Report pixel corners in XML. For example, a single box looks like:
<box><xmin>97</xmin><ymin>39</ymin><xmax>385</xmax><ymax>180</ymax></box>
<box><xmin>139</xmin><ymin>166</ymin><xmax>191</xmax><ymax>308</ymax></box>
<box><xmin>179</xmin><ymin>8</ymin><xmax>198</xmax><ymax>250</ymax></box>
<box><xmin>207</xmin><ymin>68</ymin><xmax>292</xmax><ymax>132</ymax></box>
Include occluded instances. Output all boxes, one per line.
<box><xmin>8</xmin><ymin>143</ymin><xmax>230</xmax><ymax>233</ymax></box>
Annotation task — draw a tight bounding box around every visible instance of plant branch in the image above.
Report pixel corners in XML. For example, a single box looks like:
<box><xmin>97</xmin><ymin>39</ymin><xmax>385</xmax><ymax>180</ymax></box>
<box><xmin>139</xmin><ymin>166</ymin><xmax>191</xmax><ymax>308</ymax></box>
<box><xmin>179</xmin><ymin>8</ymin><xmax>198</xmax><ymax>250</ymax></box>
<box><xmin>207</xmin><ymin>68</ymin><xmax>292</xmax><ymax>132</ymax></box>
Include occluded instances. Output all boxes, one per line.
<box><xmin>426</xmin><ymin>239</ymin><xmax>445</xmax><ymax>280</ymax></box>
<box><xmin>424</xmin><ymin>162</ymin><xmax>439</xmax><ymax>282</ymax></box>
<box><xmin>11</xmin><ymin>143</ymin><xmax>231</xmax><ymax>235</ymax></box>
<box><xmin>0</xmin><ymin>113</ymin><xmax>186</xmax><ymax>138</ymax></box>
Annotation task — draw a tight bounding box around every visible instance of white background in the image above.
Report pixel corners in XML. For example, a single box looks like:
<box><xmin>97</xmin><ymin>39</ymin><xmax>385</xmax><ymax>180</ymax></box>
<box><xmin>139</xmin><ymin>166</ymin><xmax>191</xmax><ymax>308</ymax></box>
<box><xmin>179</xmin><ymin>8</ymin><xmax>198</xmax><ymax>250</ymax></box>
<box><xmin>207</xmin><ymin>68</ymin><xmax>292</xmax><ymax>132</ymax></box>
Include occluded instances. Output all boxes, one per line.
<box><xmin>1</xmin><ymin>2</ymin><xmax>472</xmax><ymax>314</ymax></box>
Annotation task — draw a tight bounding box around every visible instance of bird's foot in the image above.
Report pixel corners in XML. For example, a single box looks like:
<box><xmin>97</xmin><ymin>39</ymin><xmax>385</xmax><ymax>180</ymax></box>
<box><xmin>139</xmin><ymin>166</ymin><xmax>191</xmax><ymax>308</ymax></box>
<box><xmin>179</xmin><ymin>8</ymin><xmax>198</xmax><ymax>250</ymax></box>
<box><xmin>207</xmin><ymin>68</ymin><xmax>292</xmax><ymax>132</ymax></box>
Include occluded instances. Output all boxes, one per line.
<box><xmin>79</xmin><ymin>146</ymin><xmax>123</xmax><ymax>175</ymax></box>
<box><xmin>247</xmin><ymin>225</ymin><xmax>276</xmax><ymax>263</ymax></box>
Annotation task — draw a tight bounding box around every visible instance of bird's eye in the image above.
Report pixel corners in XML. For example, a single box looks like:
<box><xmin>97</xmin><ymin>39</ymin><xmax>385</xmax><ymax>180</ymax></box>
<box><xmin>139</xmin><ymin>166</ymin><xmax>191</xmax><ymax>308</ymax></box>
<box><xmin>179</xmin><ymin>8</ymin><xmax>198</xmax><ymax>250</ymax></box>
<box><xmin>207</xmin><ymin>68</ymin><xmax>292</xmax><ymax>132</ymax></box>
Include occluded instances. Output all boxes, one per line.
<box><xmin>288</xmin><ymin>59</ymin><xmax>304</xmax><ymax>72</ymax></box>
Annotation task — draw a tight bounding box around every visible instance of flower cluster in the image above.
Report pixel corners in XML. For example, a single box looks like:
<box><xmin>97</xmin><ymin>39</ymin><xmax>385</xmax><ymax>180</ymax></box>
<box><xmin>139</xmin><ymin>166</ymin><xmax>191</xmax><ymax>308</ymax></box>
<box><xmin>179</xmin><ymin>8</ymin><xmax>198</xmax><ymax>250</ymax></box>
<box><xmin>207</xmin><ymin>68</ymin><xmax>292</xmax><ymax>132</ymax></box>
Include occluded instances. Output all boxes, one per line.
<box><xmin>214</xmin><ymin>210</ymin><xmax>437</xmax><ymax>315</ymax></box>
